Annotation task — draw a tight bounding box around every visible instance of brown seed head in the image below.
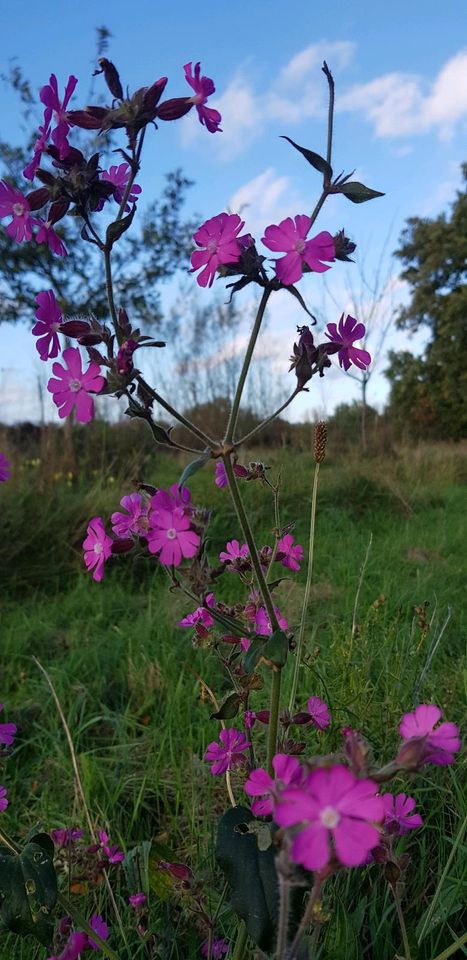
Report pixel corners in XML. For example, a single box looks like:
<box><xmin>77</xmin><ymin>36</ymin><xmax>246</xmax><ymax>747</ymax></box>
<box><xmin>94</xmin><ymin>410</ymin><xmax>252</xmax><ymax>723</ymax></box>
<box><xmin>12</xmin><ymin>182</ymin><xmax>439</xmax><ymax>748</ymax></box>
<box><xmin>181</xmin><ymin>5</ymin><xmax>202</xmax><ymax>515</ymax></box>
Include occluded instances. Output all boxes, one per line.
<box><xmin>314</xmin><ymin>421</ymin><xmax>327</xmax><ymax>463</ymax></box>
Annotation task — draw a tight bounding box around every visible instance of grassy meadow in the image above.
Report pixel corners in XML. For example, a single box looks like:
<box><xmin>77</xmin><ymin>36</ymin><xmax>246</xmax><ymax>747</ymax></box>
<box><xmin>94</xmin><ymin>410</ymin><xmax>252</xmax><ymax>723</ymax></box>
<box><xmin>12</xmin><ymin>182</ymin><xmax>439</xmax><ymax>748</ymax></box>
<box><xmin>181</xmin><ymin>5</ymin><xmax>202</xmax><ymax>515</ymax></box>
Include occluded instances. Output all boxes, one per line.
<box><xmin>0</xmin><ymin>429</ymin><xmax>466</xmax><ymax>959</ymax></box>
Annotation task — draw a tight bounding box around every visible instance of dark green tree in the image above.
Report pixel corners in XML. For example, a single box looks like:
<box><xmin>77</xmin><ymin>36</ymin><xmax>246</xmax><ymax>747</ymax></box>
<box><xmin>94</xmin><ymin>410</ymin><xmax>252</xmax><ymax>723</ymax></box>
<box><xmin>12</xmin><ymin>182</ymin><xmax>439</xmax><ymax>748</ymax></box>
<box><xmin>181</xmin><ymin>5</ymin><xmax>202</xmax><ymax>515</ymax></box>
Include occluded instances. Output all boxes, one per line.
<box><xmin>386</xmin><ymin>164</ymin><xmax>467</xmax><ymax>439</ymax></box>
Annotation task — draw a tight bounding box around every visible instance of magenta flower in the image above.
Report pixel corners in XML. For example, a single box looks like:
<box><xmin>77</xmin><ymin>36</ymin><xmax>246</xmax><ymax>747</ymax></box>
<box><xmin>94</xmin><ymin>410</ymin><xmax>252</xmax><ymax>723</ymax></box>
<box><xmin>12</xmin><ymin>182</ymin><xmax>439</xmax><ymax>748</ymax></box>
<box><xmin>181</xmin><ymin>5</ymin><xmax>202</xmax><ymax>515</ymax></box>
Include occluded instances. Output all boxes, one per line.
<box><xmin>306</xmin><ymin>696</ymin><xmax>331</xmax><ymax>730</ymax></box>
<box><xmin>0</xmin><ymin>180</ymin><xmax>34</xmax><ymax>242</ymax></box>
<box><xmin>204</xmin><ymin>728</ymin><xmax>251</xmax><ymax>775</ymax></box>
<box><xmin>0</xmin><ymin>705</ymin><xmax>16</xmax><ymax>747</ymax></box>
<box><xmin>50</xmin><ymin>827</ymin><xmax>84</xmax><ymax>849</ymax></box>
<box><xmin>261</xmin><ymin>217</ymin><xmax>335</xmax><ymax>285</ymax></box>
<box><xmin>98</xmin><ymin>830</ymin><xmax>125</xmax><ymax>865</ymax></box>
<box><xmin>219</xmin><ymin>539</ymin><xmax>249</xmax><ymax>565</ymax></box>
<box><xmin>276</xmin><ymin>534</ymin><xmax>304</xmax><ymax>572</ymax></box>
<box><xmin>32</xmin><ymin>289</ymin><xmax>63</xmax><ymax>360</ymax></box>
<box><xmin>23</xmin><ymin>111</ymin><xmax>52</xmax><ymax>180</ymax></box>
<box><xmin>82</xmin><ymin>517</ymin><xmax>113</xmax><ymax>582</ymax></box>
<box><xmin>215</xmin><ymin>462</ymin><xmax>228</xmax><ymax>488</ymax></box>
<box><xmin>111</xmin><ymin>493</ymin><xmax>151</xmax><ymax>538</ymax></box>
<box><xmin>325</xmin><ymin>314</ymin><xmax>371</xmax><ymax>372</ymax></box>
<box><xmin>245</xmin><ymin>753</ymin><xmax>304</xmax><ymax>817</ymax></box>
<box><xmin>383</xmin><ymin>793</ymin><xmax>423</xmax><ymax>836</ymax></box>
<box><xmin>399</xmin><ymin>704</ymin><xmax>460</xmax><ymax>766</ymax></box>
<box><xmin>88</xmin><ymin>914</ymin><xmax>110</xmax><ymax>949</ymax></box>
<box><xmin>0</xmin><ymin>787</ymin><xmax>8</xmax><ymax>812</ymax></box>
<box><xmin>48</xmin><ymin>930</ymin><xmax>88</xmax><ymax>960</ymax></box>
<box><xmin>47</xmin><ymin>347</ymin><xmax>105</xmax><ymax>423</ymax></box>
<box><xmin>275</xmin><ymin>765</ymin><xmax>384</xmax><ymax>871</ymax></box>
<box><xmin>191</xmin><ymin>213</ymin><xmax>246</xmax><ymax>288</ymax></box>
<box><xmin>40</xmin><ymin>74</ymin><xmax>78</xmax><ymax>159</ymax></box>
<box><xmin>184</xmin><ymin>62</ymin><xmax>222</xmax><ymax>133</ymax></box>
<box><xmin>101</xmin><ymin>163</ymin><xmax>142</xmax><ymax>211</ymax></box>
<box><xmin>0</xmin><ymin>454</ymin><xmax>11</xmax><ymax>483</ymax></box>
<box><xmin>33</xmin><ymin>218</ymin><xmax>68</xmax><ymax>256</ymax></box>
<box><xmin>201</xmin><ymin>937</ymin><xmax>229</xmax><ymax>958</ymax></box>
<box><xmin>178</xmin><ymin>593</ymin><xmax>215</xmax><ymax>628</ymax></box>
<box><xmin>129</xmin><ymin>893</ymin><xmax>147</xmax><ymax>910</ymax></box>
<box><xmin>147</xmin><ymin>507</ymin><xmax>200</xmax><ymax>566</ymax></box>
<box><xmin>150</xmin><ymin>483</ymin><xmax>192</xmax><ymax>515</ymax></box>
<box><xmin>255</xmin><ymin>606</ymin><xmax>288</xmax><ymax>635</ymax></box>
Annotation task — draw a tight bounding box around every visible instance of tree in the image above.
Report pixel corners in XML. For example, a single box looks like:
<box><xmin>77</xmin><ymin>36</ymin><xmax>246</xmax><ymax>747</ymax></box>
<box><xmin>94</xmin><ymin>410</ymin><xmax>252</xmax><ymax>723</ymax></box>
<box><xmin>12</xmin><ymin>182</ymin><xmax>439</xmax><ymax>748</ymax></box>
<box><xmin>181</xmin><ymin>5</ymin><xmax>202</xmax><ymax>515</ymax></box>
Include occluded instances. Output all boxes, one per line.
<box><xmin>386</xmin><ymin>164</ymin><xmax>467</xmax><ymax>440</ymax></box>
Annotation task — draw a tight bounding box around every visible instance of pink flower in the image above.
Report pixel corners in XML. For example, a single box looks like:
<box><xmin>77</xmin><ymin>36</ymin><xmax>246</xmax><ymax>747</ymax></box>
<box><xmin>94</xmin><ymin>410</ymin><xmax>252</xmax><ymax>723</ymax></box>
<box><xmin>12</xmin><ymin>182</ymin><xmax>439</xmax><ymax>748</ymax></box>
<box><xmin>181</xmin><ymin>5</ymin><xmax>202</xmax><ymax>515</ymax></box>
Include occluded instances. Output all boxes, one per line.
<box><xmin>50</xmin><ymin>827</ymin><xmax>83</xmax><ymax>848</ymax></box>
<box><xmin>306</xmin><ymin>696</ymin><xmax>331</xmax><ymax>731</ymax></box>
<box><xmin>88</xmin><ymin>914</ymin><xmax>110</xmax><ymax>949</ymax></box>
<box><xmin>215</xmin><ymin>462</ymin><xmax>228</xmax><ymax>488</ymax></box>
<box><xmin>178</xmin><ymin>593</ymin><xmax>215</xmax><ymax>628</ymax></box>
<box><xmin>275</xmin><ymin>765</ymin><xmax>384</xmax><ymax>871</ymax></box>
<box><xmin>399</xmin><ymin>704</ymin><xmax>460</xmax><ymax>766</ymax></box>
<box><xmin>33</xmin><ymin>218</ymin><xmax>68</xmax><ymax>256</ymax></box>
<box><xmin>201</xmin><ymin>937</ymin><xmax>229</xmax><ymax>958</ymax></box>
<box><xmin>255</xmin><ymin>606</ymin><xmax>288</xmax><ymax>635</ymax></box>
<box><xmin>0</xmin><ymin>704</ymin><xmax>16</xmax><ymax>747</ymax></box>
<box><xmin>204</xmin><ymin>728</ymin><xmax>251</xmax><ymax>775</ymax></box>
<box><xmin>0</xmin><ymin>180</ymin><xmax>34</xmax><ymax>242</ymax></box>
<box><xmin>47</xmin><ymin>347</ymin><xmax>105</xmax><ymax>423</ymax></box>
<box><xmin>150</xmin><ymin>484</ymin><xmax>192</xmax><ymax>515</ymax></box>
<box><xmin>98</xmin><ymin>830</ymin><xmax>125</xmax><ymax>865</ymax></box>
<box><xmin>261</xmin><ymin>217</ymin><xmax>335</xmax><ymax>285</ymax></box>
<box><xmin>129</xmin><ymin>893</ymin><xmax>147</xmax><ymax>910</ymax></box>
<box><xmin>82</xmin><ymin>517</ymin><xmax>113</xmax><ymax>582</ymax></box>
<box><xmin>111</xmin><ymin>493</ymin><xmax>151</xmax><ymax>538</ymax></box>
<box><xmin>184</xmin><ymin>62</ymin><xmax>222</xmax><ymax>133</ymax></box>
<box><xmin>0</xmin><ymin>454</ymin><xmax>11</xmax><ymax>483</ymax></box>
<box><xmin>0</xmin><ymin>786</ymin><xmax>8</xmax><ymax>812</ymax></box>
<box><xmin>219</xmin><ymin>539</ymin><xmax>249</xmax><ymax>565</ymax></box>
<box><xmin>276</xmin><ymin>534</ymin><xmax>304</xmax><ymax>572</ymax></box>
<box><xmin>101</xmin><ymin>164</ymin><xmax>142</xmax><ymax>211</ymax></box>
<box><xmin>147</xmin><ymin>507</ymin><xmax>200</xmax><ymax>565</ymax></box>
<box><xmin>325</xmin><ymin>314</ymin><xmax>371</xmax><ymax>372</ymax></box>
<box><xmin>32</xmin><ymin>290</ymin><xmax>63</xmax><ymax>360</ymax></box>
<box><xmin>245</xmin><ymin>753</ymin><xmax>304</xmax><ymax>817</ymax></box>
<box><xmin>383</xmin><ymin>794</ymin><xmax>423</xmax><ymax>835</ymax></box>
<box><xmin>48</xmin><ymin>930</ymin><xmax>88</xmax><ymax>960</ymax></box>
<box><xmin>191</xmin><ymin>213</ymin><xmax>245</xmax><ymax>288</ymax></box>
<box><xmin>23</xmin><ymin>111</ymin><xmax>52</xmax><ymax>180</ymax></box>
<box><xmin>40</xmin><ymin>74</ymin><xmax>78</xmax><ymax>159</ymax></box>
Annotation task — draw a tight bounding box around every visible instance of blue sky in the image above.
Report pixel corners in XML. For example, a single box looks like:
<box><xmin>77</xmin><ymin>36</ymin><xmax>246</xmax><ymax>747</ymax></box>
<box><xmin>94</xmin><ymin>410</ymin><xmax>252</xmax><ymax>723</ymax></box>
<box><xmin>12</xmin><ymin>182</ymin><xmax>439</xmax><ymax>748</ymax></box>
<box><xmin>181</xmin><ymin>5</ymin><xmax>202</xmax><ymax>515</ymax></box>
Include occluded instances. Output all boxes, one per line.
<box><xmin>1</xmin><ymin>0</ymin><xmax>466</xmax><ymax>423</ymax></box>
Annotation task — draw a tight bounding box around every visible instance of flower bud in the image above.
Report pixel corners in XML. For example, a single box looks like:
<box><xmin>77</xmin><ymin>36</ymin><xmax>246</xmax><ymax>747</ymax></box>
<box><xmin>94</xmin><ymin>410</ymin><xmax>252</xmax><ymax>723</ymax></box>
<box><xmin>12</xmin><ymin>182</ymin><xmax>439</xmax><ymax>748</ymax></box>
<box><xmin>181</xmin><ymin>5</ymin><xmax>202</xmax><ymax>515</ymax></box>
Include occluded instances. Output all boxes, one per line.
<box><xmin>342</xmin><ymin>727</ymin><xmax>370</xmax><ymax>775</ymax></box>
<box><xmin>48</xmin><ymin>199</ymin><xmax>70</xmax><ymax>224</ymax></box>
<box><xmin>118</xmin><ymin>307</ymin><xmax>132</xmax><ymax>337</ymax></box>
<box><xmin>143</xmin><ymin>77</ymin><xmax>168</xmax><ymax>111</ymax></box>
<box><xmin>333</xmin><ymin>229</ymin><xmax>356</xmax><ymax>262</ymax></box>
<box><xmin>26</xmin><ymin>187</ymin><xmax>50</xmax><ymax>210</ymax></box>
<box><xmin>60</xmin><ymin>320</ymin><xmax>92</xmax><ymax>338</ymax></box>
<box><xmin>157</xmin><ymin>97</ymin><xmax>193</xmax><ymax>122</ymax></box>
<box><xmin>111</xmin><ymin>538</ymin><xmax>134</xmax><ymax>554</ymax></box>
<box><xmin>116</xmin><ymin>339</ymin><xmax>138</xmax><ymax>376</ymax></box>
<box><xmin>67</xmin><ymin>107</ymin><xmax>110</xmax><ymax>130</ymax></box>
<box><xmin>159</xmin><ymin>861</ymin><xmax>193</xmax><ymax>883</ymax></box>
<box><xmin>395</xmin><ymin>736</ymin><xmax>428</xmax><ymax>772</ymax></box>
<box><xmin>289</xmin><ymin>325</ymin><xmax>318</xmax><ymax>388</ymax></box>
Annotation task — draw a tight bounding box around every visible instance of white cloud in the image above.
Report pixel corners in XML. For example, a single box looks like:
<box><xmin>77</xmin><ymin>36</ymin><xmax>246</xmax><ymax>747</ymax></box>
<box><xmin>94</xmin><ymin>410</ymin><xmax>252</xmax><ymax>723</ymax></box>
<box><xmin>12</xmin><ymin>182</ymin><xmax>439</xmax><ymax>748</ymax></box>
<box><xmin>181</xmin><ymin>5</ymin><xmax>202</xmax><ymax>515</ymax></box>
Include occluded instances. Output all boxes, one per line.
<box><xmin>338</xmin><ymin>50</ymin><xmax>467</xmax><ymax>140</ymax></box>
<box><xmin>278</xmin><ymin>41</ymin><xmax>355</xmax><ymax>87</ymax></box>
<box><xmin>229</xmin><ymin>168</ymin><xmax>306</xmax><ymax>235</ymax></box>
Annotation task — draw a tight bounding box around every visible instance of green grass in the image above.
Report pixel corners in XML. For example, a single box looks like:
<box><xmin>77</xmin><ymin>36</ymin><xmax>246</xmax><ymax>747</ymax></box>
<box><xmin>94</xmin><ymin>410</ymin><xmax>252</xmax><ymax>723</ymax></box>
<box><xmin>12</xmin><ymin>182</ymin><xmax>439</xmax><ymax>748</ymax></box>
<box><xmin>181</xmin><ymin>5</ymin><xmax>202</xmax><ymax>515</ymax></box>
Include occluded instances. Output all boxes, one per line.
<box><xmin>0</xmin><ymin>444</ymin><xmax>465</xmax><ymax>959</ymax></box>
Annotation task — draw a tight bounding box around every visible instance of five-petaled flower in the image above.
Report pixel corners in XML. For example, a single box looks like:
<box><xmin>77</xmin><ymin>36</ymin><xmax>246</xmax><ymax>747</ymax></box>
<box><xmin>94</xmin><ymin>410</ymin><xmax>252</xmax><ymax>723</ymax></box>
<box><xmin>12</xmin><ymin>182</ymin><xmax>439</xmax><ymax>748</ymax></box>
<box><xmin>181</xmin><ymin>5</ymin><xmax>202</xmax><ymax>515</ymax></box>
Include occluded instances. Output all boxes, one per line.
<box><xmin>191</xmin><ymin>213</ymin><xmax>246</xmax><ymax>287</ymax></box>
<box><xmin>40</xmin><ymin>74</ymin><xmax>78</xmax><ymax>159</ymax></box>
<box><xmin>32</xmin><ymin>290</ymin><xmax>63</xmax><ymax>360</ymax></box>
<box><xmin>0</xmin><ymin>704</ymin><xmax>17</xmax><ymax>747</ymax></box>
<box><xmin>261</xmin><ymin>217</ymin><xmax>335</xmax><ymax>285</ymax></box>
<box><xmin>33</xmin><ymin>218</ymin><xmax>68</xmax><ymax>257</ymax></box>
<box><xmin>82</xmin><ymin>517</ymin><xmax>113</xmax><ymax>582</ymax></box>
<box><xmin>219</xmin><ymin>539</ymin><xmax>249</xmax><ymax>566</ymax></box>
<box><xmin>382</xmin><ymin>793</ymin><xmax>423</xmax><ymax>835</ymax></box>
<box><xmin>398</xmin><ymin>704</ymin><xmax>460</xmax><ymax>767</ymax></box>
<box><xmin>50</xmin><ymin>827</ymin><xmax>84</xmax><ymax>849</ymax></box>
<box><xmin>325</xmin><ymin>314</ymin><xmax>371</xmax><ymax>372</ymax></box>
<box><xmin>98</xmin><ymin>830</ymin><xmax>125</xmax><ymax>865</ymax></box>
<box><xmin>276</xmin><ymin>534</ymin><xmax>304</xmax><ymax>572</ymax></box>
<box><xmin>178</xmin><ymin>593</ymin><xmax>215</xmax><ymax>628</ymax></box>
<box><xmin>129</xmin><ymin>893</ymin><xmax>147</xmax><ymax>910</ymax></box>
<box><xmin>0</xmin><ymin>180</ymin><xmax>34</xmax><ymax>243</ymax></box>
<box><xmin>245</xmin><ymin>753</ymin><xmax>304</xmax><ymax>817</ymax></box>
<box><xmin>111</xmin><ymin>493</ymin><xmax>151</xmax><ymax>538</ymax></box>
<box><xmin>184</xmin><ymin>62</ymin><xmax>222</xmax><ymax>133</ymax></box>
<box><xmin>0</xmin><ymin>454</ymin><xmax>11</xmax><ymax>483</ymax></box>
<box><xmin>255</xmin><ymin>606</ymin><xmax>288</xmax><ymax>635</ymax></box>
<box><xmin>306</xmin><ymin>696</ymin><xmax>331</xmax><ymax>730</ymax></box>
<box><xmin>147</xmin><ymin>507</ymin><xmax>200</xmax><ymax>566</ymax></box>
<box><xmin>101</xmin><ymin>163</ymin><xmax>142</xmax><ymax>211</ymax></box>
<box><xmin>275</xmin><ymin>764</ymin><xmax>384</xmax><ymax>871</ymax></box>
<box><xmin>204</xmin><ymin>728</ymin><xmax>251</xmax><ymax>775</ymax></box>
<box><xmin>47</xmin><ymin>347</ymin><xmax>105</xmax><ymax>423</ymax></box>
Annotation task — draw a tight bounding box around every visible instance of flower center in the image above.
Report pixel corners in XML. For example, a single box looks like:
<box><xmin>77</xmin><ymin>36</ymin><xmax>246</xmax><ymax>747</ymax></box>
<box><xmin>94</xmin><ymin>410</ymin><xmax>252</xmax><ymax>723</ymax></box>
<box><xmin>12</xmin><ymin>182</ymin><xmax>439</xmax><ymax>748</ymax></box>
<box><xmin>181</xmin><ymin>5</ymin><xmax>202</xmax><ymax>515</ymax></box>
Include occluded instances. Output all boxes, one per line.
<box><xmin>295</xmin><ymin>239</ymin><xmax>305</xmax><ymax>254</ymax></box>
<box><xmin>12</xmin><ymin>203</ymin><xmax>25</xmax><ymax>217</ymax></box>
<box><xmin>51</xmin><ymin>322</ymin><xmax>61</xmax><ymax>333</ymax></box>
<box><xmin>93</xmin><ymin>542</ymin><xmax>103</xmax><ymax>555</ymax></box>
<box><xmin>320</xmin><ymin>805</ymin><xmax>340</xmax><ymax>829</ymax></box>
<box><xmin>166</xmin><ymin>528</ymin><xmax>177</xmax><ymax>540</ymax></box>
<box><xmin>69</xmin><ymin>379</ymin><xmax>82</xmax><ymax>393</ymax></box>
<box><xmin>207</xmin><ymin>239</ymin><xmax>218</xmax><ymax>255</ymax></box>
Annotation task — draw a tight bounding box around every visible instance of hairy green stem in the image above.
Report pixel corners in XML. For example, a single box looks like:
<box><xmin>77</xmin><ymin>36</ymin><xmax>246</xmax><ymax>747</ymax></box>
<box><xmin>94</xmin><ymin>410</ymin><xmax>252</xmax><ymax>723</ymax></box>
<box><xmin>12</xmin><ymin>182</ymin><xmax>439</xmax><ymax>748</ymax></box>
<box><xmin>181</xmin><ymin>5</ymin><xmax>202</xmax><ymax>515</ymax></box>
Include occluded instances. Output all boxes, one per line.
<box><xmin>267</xmin><ymin>668</ymin><xmax>282</xmax><ymax>775</ymax></box>
<box><xmin>136</xmin><ymin>375</ymin><xmax>215</xmax><ymax>448</ymax></box>
<box><xmin>288</xmin><ymin>461</ymin><xmax>320</xmax><ymax>713</ymax></box>
<box><xmin>323</xmin><ymin>61</ymin><xmax>335</xmax><ymax>168</ymax></box>
<box><xmin>276</xmin><ymin>874</ymin><xmax>291</xmax><ymax>959</ymax></box>
<box><xmin>224</xmin><ymin>287</ymin><xmax>272</xmax><ymax>443</ymax></box>
<box><xmin>287</xmin><ymin>874</ymin><xmax>324</xmax><ymax>960</ymax></box>
<box><xmin>391</xmin><ymin>885</ymin><xmax>412</xmax><ymax>960</ymax></box>
<box><xmin>236</xmin><ymin>388</ymin><xmax>300</xmax><ymax>448</ymax></box>
<box><xmin>232</xmin><ymin>920</ymin><xmax>248</xmax><ymax>960</ymax></box>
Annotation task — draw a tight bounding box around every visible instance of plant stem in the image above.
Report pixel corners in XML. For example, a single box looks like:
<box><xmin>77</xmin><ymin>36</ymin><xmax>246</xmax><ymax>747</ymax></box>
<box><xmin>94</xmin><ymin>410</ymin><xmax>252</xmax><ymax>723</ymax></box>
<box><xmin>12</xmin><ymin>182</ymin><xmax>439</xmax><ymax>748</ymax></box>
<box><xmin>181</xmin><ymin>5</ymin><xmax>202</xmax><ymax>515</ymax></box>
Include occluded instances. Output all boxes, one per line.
<box><xmin>288</xmin><ymin>461</ymin><xmax>320</xmax><ymax>713</ymax></box>
<box><xmin>276</xmin><ymin>874</ymin><xmax>291</xmax><ymax>959</ymax></box>
<box><xmin>136</xmin><ymin>375</ymin><xmax>215</xmax><ymax>448</ymax></box>
<box><xmin>391</xmin><ymin>885</ymin><xmax>412</xmax><ymax>960</ymax></box>
<box><xmin>232</xmin><ymin>920</ymin><xmax>248</xmax><ymax>960</ymax></box>
<box><xmin>266</xmin><ymin>668</ymin><xmax>282</xmax><ymax>774</ymax></box>
<box><xmin>287</xmin><ymin>875</ymin><xmax>324</xmax><ymax>960</ymax></box>
<box><xmin>236</xmin><ymin>389</ymin><xmax>300</xmax><ymax>448</ymax></box>
<box><xmin>322</xmin><ymin>61</ymin><xmax>335</xmax><ymax>168</ymax></box>
<box><xmin>224</xmin><ymin>287</ymin><xmax>272</xmax><ymax>443</ymax></box>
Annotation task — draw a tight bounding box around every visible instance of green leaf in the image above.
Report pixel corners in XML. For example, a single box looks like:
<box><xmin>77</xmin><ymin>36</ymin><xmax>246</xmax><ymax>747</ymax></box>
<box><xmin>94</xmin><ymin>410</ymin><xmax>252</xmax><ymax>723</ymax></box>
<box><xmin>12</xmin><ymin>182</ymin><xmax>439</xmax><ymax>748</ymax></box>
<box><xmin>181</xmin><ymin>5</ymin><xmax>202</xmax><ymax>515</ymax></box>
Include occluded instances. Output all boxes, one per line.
<box><xmin>281</xmin><ymin>283</ymin><xmax>318</xmax><ymax>322</ymax></box>
<box><xmin>264</xmin><ymin>630</ymin><xmax>289</xmax><ymax>668</ymax></box>
<box><xmin>210</xmin><ymin>693</ymin><xmax>242</xmax><ymax>720</ymax></box>
<box><xmin>147</xmin><ymin>421</ymin><xmax>177</xmax><ymax>447</ymax></box>
<box><xmin>0</xmin><ymin>839</ymin><xmax>58</xmax><ymax>947</ymax></box>
<box><xmin>324</xmin><ymin>896</ymin><xmax>359</xmax><ymax>960</ymax></box>
<box><xmin>338</xmin><ymin>181</ymin><xmax>385</xmax><ymax>204</ymax></box>
<box><xmin>281</xmin><ymin>136</ymin><xmax>332</xmax><ymax>181</ymax></box>
<box><xmin>106</xmin><ymin>206</ymin><xmax>136</xmax><ymax>247</ymax></box>
<box><xmin>243</xmin><ymin>635</ymin><xmax>267</xmax><ymax>674</ymax></box>
<box><xmin>178</xmin><ymin>451</ymin><xmax>211</xmax><ymax>488</ymax></box>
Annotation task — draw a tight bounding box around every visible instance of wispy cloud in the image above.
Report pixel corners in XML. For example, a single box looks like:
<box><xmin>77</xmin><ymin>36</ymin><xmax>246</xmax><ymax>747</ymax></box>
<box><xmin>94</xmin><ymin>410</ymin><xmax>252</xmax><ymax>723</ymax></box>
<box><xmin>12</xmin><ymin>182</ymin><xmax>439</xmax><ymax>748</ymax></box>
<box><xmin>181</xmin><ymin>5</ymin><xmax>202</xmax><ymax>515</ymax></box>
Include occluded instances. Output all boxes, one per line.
<box><xmin>228</xmin><ymin>167</ymin><xmax>306</xmax><ymax>234</ymax></box>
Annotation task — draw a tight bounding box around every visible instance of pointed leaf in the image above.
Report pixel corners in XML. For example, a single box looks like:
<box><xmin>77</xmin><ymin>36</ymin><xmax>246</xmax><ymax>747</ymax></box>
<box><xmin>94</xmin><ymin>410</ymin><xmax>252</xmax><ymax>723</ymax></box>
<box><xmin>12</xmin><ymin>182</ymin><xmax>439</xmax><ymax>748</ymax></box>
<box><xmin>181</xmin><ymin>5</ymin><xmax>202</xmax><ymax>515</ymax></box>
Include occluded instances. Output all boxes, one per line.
<box><xmin>243</xmin><ymin>635</ymin><xmax>267</xmax><ymax>674</ymax></box>
<box><xmin>281</xmin><ymin>136</ymin><xmax>332</xmax><ymax>181</ymax></box>
<box><xmin>106</xmin><ymin>206</ymin><xmax>136</xmax><ymax>247</ymax></box>
<box><xmin>281</xmin><ymin>283</ymin><xmax>318</xmax><ymax>323</ymax></box>
<box><xmin>263</xmin><ymin>629</ymin><xmax>289</xmax><ymax>668</ymax></box>
<box><xmin>178</xmin><ymin>451</ymin><xmax>211</xmax><ymax>488</ymax></box>
<box><xmin>210</xmin><ymin>693</ymin><xmax>242</xmax><ymax>721</ymax></box>
<box><xmin>338</xmin><ymin>181</ymin><xmax>385</xmax><ymax>204</ymax></box>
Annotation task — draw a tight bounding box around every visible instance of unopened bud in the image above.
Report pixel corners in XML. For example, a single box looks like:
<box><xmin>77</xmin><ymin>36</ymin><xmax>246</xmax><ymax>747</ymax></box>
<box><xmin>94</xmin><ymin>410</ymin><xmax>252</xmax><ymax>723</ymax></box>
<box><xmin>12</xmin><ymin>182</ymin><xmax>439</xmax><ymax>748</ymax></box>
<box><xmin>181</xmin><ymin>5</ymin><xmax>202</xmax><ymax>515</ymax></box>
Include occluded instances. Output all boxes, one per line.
<box><xmin>314</xmin><ymin>421</ymin><xmax>327</xmax><ymax>464</ymax></box>
<box><xmin>111</xmin><ymin>538</ymin><xmax>134</xmax><ymax>554</ymax></box>
<box><xmin>157</xmin><ymin>97</ymin><xmax>193</xmax><ymax>122</ymax></box>
<box><xmin>60</xmin><ymin>320</ymin><xmax>92</xmax><ymax>338</ymax></box>
<box><xmin>159</xmin><ymin>861</ymin><xmax>193</xmax><ymax>884</ymax></box>
<box><xmin>342</xmin><ymin>727</ymin><xmax>370</xmax><ymax>775</ymax></box>
<box><xmin>26</xmin><ymin>187</ymin><xmax>50</xmax><ymax>210</ymax></box>
<box><xmin>333</xmin><ymin>229</ymin><xmax>356</xmax><ymax>262</ymax></box>
<box><xmin>116</xmin><ymin>339</ymin><xmax>138</xmax><ymax>375</ymax></box>
<box><xmin>395</xmin><ymin>736</ymin><xmax>428</xmax><ymax>772</ymax></box>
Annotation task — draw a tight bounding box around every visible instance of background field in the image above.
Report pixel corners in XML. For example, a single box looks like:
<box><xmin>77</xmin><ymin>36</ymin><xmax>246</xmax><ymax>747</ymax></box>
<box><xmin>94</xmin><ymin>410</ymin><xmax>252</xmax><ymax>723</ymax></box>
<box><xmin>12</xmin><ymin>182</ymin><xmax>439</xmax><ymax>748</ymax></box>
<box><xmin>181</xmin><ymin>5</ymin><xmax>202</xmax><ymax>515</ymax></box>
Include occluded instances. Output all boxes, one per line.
<box><xmin>0</xmin><ymin>430</ymin><xmax>466</xmax><ymax>959</ymax></box>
